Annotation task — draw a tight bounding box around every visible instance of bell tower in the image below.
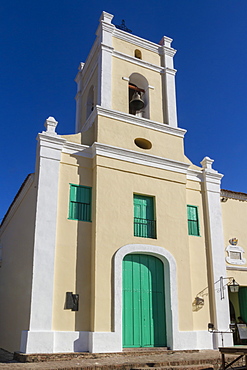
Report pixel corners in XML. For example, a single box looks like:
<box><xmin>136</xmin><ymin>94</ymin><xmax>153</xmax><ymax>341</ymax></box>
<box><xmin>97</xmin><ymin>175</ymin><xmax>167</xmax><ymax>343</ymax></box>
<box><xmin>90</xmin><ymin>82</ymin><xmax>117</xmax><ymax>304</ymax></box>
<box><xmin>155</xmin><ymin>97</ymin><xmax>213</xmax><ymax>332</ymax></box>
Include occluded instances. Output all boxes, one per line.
<box><xmin>75</xmin><ymin>11</ymin><xmax>181</xmax><ymax>148</ymax></box>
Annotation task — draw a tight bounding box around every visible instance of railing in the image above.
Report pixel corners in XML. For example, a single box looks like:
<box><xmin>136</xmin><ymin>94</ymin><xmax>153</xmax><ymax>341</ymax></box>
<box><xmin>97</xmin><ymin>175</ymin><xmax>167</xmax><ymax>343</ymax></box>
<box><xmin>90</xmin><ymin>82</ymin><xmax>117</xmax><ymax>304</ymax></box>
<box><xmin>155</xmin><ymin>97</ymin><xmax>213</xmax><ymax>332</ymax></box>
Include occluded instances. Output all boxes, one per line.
<box><xmin>134</xmin><ymin>217</ymin><xmax>156</xmax><ymax>239</ymax></box>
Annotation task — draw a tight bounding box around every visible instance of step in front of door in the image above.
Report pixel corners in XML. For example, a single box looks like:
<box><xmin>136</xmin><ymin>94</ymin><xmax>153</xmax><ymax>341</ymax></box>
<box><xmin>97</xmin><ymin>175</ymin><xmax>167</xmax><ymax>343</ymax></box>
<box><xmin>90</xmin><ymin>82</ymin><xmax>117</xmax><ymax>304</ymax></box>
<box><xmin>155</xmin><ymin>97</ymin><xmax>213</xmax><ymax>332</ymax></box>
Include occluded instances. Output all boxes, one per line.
<box><xmin>131</xmin><ymin>365</ymin><xmax>214</xmax><ymax>370</ymax></box>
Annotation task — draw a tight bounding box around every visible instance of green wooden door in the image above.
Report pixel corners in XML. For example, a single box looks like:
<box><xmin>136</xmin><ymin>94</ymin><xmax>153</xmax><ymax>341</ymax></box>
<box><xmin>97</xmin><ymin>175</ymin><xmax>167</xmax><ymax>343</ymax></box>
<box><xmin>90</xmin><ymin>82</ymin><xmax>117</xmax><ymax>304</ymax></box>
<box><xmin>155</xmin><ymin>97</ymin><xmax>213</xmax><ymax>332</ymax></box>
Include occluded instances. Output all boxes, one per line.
<box><xmin>239</xmin><ymin>287</ymin><xmax>247</xmax><ymax>323</ymax></box>
<box><xmin>122</xmin><ymin>254</ymin><xmax>166</xmax><ymax>348</ymax></box>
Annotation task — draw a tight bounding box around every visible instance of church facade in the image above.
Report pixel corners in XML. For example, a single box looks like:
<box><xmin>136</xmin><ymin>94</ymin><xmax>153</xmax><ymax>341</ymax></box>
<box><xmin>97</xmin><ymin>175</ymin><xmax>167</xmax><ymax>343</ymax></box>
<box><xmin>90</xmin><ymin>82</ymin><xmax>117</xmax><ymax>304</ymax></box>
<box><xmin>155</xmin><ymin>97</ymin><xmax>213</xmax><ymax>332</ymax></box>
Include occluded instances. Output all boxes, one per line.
<box><xmin>1</xmin><ymin>11</ymin><xmax>247</xmax><ymax>354</ymax></box>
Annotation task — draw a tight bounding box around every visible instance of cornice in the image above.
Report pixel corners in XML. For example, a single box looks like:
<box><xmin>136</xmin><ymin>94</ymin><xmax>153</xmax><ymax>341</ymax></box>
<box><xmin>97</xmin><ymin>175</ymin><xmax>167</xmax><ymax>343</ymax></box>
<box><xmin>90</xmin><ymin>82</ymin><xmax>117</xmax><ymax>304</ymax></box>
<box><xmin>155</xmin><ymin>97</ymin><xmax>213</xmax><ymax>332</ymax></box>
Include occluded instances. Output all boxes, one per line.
<box><xmin>159</xmin><ymin>46</ymin><xmax>177</xmax><ymax>58</ymax></box>
<box><xmin>62</xmin><ymin>141</ymin><xmax>92</xmax><ymax>157</ymax></box>
<box><xmin>161</xmin><ymin>67</ymin><xmax>177</xmax><ymax>76</ymax></box>
<box><xmin>112</xmin><ymin>50</ymin><xmax>164</xmax><ymax>73</ymax></box>
<box><xmin>221</xmin><ymin>189</ymin><xmax>247</xmax><ymax>202</ymax></box>
<box><xmin>101</xmin><ymin>22</ymin><xmax>115</xmax><ymax>34</ymax></box>
<box><xmin>202</xmin><ymin>169</ymin><xmax>224</xmax><ymax>183</ymax></box>
<box><xmin>101</xmin><ymin>43</ymin><xmax>114</xmax><ymax>52</ymax></box>
<box><xmin>38</xmin><ymin>132</ymin><xmax>67</xmax><ymax>146</ymax></box>
<box><xmin>186</xmin><ymin>169</ymin><xmax>203</xmax><ymax>182</ymax></box>
<box><xmin>61</xmin><ymin>139</ymin><xmax>189</xmax><ymax>175</ymax></box>
<box><xmin>99</xmin><ymin>11</ymin><xmax>114</xmax><ymax>24</ymax></box>
<box><xmin>94</xmin><ymin>106</ymin><xmax>186</xmax><ymax>138</ymax></box>
<box><xmin>113</xmin><ymin>28</ymin><xmax>161</xmax><ymax>54</ymax></box>
<box><xmin>92</xmin><ymin>142</ymin><xmax>189</xmax><ymax>174</ymax></box>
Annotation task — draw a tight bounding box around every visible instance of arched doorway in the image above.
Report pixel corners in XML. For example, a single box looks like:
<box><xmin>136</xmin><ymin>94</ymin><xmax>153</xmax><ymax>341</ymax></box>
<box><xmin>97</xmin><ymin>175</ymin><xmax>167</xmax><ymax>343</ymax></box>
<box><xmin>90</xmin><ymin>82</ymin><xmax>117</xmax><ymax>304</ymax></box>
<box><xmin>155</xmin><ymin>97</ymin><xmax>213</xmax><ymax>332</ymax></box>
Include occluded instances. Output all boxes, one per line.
<box><xmin>122</xmin><ymin>254</ymin><xmax>166</xmax><ymax>348</ymax></box>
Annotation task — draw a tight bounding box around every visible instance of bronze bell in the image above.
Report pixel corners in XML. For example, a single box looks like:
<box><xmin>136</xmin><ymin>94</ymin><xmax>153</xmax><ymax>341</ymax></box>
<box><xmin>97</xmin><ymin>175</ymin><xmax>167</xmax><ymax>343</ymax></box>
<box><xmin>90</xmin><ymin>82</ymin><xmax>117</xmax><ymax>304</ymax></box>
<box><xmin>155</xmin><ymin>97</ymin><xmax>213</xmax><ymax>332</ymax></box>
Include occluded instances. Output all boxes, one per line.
<box><xmin>129</xmin><ymin>91</ymin><xmax>145</xmax><ymax>111</ymax></box>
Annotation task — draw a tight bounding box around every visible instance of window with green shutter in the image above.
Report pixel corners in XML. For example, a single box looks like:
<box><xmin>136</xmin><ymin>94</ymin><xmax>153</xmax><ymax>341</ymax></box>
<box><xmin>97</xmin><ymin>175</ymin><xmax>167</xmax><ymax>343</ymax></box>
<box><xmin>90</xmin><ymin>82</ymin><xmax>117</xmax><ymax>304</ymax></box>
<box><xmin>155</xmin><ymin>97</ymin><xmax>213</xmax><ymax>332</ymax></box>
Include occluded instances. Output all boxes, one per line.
<box><xmin>134</xmin><ymin>194</ymin><xmax>156</xmax><ymax>238</ymax></box>
<box><xmin>187</xmin><ymin>205</ymin><xmax>200</xmax><ymax>236</ymax></box>
<box><xmin>69</xmin><ymin>184</ymin><xmax>92</xmax><ymax>222</ymax></box>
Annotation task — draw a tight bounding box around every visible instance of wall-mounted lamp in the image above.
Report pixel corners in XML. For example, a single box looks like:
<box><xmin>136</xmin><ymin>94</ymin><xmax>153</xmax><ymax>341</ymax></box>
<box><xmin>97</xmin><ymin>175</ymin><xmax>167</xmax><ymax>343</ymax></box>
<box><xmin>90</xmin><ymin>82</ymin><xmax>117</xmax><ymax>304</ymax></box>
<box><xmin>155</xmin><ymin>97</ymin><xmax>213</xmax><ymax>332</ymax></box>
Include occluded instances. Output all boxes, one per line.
<box><xmin>228</xmin><ymin>279</ymin><xmax>240</xmax><ymax>293</ymax></box>
<box><xmin>220</xmin><ymin>276</ymin><xmax>240</xmax><ymax>299</ymax></box>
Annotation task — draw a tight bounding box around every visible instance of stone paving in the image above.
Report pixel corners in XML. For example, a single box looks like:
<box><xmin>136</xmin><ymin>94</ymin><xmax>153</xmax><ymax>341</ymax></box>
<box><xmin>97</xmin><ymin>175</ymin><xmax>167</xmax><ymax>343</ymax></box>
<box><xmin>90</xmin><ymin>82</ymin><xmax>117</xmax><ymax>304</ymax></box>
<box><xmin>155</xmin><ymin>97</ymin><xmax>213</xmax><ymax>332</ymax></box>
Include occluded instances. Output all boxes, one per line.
<box><xmin>0</xmin><ymin>348</ymin><xmax>244</xmax><ymax>370</ymax></box>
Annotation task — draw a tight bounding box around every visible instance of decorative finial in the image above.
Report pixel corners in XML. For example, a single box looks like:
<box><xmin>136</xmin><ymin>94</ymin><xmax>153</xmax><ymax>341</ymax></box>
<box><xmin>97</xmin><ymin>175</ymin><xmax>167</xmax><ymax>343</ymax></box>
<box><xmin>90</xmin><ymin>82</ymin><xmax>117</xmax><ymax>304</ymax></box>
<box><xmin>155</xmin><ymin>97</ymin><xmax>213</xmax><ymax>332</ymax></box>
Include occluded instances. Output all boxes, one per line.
<box><xmin>44</xmin><ymin>116</ymin><xmax>58</xmax><ymax>135</ymax></box>
<box><xmin>116</xmin><ymin>20</ymin><xmax>132</xmax><ymax>33</ymax></box>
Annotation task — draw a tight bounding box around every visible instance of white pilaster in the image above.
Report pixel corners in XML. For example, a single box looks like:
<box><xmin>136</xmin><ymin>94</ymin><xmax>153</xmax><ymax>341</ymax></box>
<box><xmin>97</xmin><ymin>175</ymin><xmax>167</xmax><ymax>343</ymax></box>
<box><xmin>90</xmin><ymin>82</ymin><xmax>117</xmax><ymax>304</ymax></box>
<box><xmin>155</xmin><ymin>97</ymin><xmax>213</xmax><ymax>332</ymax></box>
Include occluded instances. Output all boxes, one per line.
<box><xmin>21</xmin><ymin>117</ymin><xmax>66</xmax><ymax>353</ymax></box>
<box><xmin>96</xmin><ymin>12</ymin><xmax>114</xmax><ymax>109</ymax></box>
<box><xmin>201</xmin><ymin>157</ymin><xmax>232</xmax><ymax>347</ymax></box>
<box><xmin>159</xmin><ymin>37</ymin><xmax>178</xmax><ymax>128</ymax></box>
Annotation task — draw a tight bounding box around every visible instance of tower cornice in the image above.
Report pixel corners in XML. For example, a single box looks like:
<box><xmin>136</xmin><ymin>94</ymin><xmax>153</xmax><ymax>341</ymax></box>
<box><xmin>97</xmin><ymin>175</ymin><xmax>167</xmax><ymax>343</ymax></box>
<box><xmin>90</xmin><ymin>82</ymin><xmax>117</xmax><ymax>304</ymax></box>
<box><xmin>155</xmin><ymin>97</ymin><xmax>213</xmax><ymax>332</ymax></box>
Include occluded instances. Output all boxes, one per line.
<box><xmin>81</xmin><ymin>106</ymin><xmax>186</xmax><ymax>138</ymax></box>
<box><xmin>113</xmin><ymin>28</ymin><xmax>176</xmax><ymax>56</ymax></box>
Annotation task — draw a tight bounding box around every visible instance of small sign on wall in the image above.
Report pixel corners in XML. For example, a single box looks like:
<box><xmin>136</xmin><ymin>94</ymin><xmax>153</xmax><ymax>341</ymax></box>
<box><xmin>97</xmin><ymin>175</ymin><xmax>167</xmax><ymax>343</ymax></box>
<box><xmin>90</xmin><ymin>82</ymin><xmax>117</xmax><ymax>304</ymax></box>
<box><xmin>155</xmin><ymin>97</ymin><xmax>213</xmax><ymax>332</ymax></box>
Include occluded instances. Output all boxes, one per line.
<box><xmin>237</xmin><ymin>324</ymin><xmax>247</xmax><ymax>339</ymax></box>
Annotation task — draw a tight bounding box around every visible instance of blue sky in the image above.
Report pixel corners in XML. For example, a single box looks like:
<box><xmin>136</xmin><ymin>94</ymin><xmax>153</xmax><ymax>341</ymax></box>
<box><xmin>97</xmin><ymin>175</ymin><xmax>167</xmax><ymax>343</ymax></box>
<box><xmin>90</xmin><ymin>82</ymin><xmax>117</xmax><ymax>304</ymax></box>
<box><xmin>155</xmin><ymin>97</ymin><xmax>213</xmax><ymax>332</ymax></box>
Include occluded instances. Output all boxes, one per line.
<box><xmin>1</xmin><ymin>0</ymin><xmax>247</xmax><ymax>221</ymax></box>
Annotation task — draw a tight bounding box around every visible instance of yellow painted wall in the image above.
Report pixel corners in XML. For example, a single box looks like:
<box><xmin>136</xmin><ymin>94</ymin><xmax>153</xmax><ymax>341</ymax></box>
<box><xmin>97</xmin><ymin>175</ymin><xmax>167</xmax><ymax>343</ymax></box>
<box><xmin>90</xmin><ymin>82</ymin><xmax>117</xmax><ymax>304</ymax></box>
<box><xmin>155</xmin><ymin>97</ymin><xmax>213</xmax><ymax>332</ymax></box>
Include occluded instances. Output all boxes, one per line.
<box><xmin>222</xmin><ymin>198</ymin><xmax>247</xmax><ymax>269</ymax></box>
<box><xmin>0</xmin><ymin>177</ymin><xmax>36</xmax><ymax>352</ymax></box>
<box><xmin>52</xmin><ymin>154</ymin><xmax>93</xmax><ymax>331</ymax></box>
<box><xmin>90</xmin><ymin>155</ymin><xmax>193</xmax><ymax>332</ymax></box>
<box><xmin>186</xmin><ymin>183</ymin><xmax>211</xmax><ymax>330</ymax></box>
<box><xmin>97</xmin><ymin>116</ymin><xmax>185</xmax><ymax>162</ymax></box>
<box><xmin>51</xmin><ymin>134</ymin><xmax>211</xmax><ymax>335</ymax></box>
<box><xmin>112</xmin><ymin>37</ymin><xmax>161</xmax><ymax>66</ymax></box>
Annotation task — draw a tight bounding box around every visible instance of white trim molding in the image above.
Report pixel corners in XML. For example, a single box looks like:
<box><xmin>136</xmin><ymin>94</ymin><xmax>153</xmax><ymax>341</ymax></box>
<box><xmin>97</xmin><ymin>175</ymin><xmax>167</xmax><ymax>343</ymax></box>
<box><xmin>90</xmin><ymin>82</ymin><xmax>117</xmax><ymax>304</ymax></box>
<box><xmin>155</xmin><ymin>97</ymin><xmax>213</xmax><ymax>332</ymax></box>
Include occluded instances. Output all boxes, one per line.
<box><xmin>113</xmin><ymin>50</ymin><xmax>164</xmax><ymax>73</ymax></box>
<box><xmin>82</xmin><ymin>105</ymin><xmax>187</xmax><ymax>137</ymax></box>
<box><xmin>113</xmin><ymin>28</ymin><xmax>176</xmax><ymax>57</ymax></box>
<box><xmin>28</xmin><ymin>120</ymin><xmax>66</xmax><ymax>333</ymax></box>
<box><xmin>92</xmin><ymin>142</ymin><xmax>189</xmax><ymax>175</ymax></box>
<box><xmin>20</xmin><ymin>330</ymin><xmax>90</xmax><ymax>354</ymax></box>
<box><xmin>227</xmin><ymin>266</ymin><xmax>247</xmax><ymax>271</ymax></box>
<box><xmin>200</xmin><ymin>157</ymin><xmax>232</xmax><ymax>348</ymax></box>
<box><xmin>187</xmin><ymin>168</ymin><xmax>203</xmax><ymax>182</ymax></box>
<box><xmin>62</xmin><ymin>140</ymin><xmax>189</xmax><ymax>175</ymax></box>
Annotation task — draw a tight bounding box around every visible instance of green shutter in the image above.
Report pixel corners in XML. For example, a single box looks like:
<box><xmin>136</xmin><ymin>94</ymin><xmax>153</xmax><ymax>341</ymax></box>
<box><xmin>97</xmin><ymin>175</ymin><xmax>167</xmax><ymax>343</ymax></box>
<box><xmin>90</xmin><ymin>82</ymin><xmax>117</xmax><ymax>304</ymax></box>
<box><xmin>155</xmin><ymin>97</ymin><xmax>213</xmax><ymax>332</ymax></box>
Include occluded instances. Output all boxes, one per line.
<box><xmin>187</xmin><ymin>205</ymin><xmax>200</xmax><ymax>236</ymax></box>
<box><xmin>69</xmin><ymin>184</ymin><xmax>92</xmax><ymax>221</ymax></box>
<box><xmin>134</xmin><ymin>195</ymin><xmax>156</xmax><ymax>238</ymax></box>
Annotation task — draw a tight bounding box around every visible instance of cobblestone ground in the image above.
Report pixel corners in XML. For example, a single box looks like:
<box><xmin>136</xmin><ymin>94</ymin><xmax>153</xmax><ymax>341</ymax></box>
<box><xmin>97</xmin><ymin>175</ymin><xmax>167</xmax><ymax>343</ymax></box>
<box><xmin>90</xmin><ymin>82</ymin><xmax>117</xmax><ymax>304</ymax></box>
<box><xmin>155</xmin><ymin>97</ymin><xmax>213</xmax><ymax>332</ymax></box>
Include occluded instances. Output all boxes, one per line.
<box><xmin>0</xmin><ymin>348</ymin><xmax>230</xmax><ymax>370</ymax></box>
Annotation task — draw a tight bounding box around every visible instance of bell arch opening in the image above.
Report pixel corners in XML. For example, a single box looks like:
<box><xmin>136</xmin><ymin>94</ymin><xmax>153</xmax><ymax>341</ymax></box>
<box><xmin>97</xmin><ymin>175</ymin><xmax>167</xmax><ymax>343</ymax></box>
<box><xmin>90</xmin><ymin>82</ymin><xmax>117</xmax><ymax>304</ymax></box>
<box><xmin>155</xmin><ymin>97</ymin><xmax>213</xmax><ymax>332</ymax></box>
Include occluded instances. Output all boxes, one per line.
<box><xmin>86</xmin><ymin>85</ymin><xmax>95</xmax><ymax>120</ymax></box>
<box><xmin>129</xmin><ymin>73</ymin><xmax>150</xmax><ymax>119</ymax></box>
